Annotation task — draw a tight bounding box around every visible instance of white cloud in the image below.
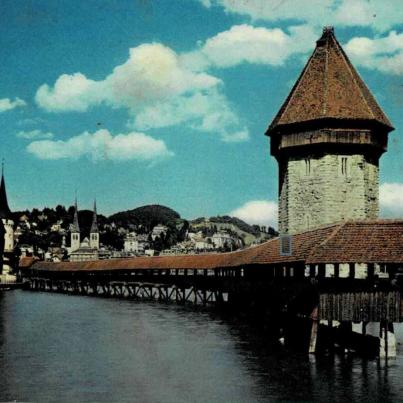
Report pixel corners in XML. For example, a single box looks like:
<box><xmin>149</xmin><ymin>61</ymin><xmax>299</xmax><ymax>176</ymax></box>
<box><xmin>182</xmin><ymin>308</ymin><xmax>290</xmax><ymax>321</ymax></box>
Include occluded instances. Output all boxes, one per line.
<box><xmin>200</xmin><ymin>0</ymin><xmax>403</xmax><ymax>32</ymax></box>
<box><xmin>199</xmin><ymin>0</ymin><xmax>211</xmax><ymax>7</ymax></box>
<box><xmin>0</xmin><ymin>97</ymin><xmax>26</xmax><ymax>113</ymax></box>
<box><xmin>16</xmin><ymin>129</ymin><xmax>54</xmax><ymax>140</ymax></box>
<box><xmin>35</xmin><ymin>44</ymin><xmax>219</xmax><ymax>112</ymax></box>
<box><xmin>36</xmin><ymin>73</ymin><xmax>101</xmax><ymax>112</ymax></box>
<box><xmin>230</xmin><ymin>200</ymin><xmax>278</xmax><ymax>228</ymax></box>
<box><xmin>183</xmin><ymin>24</ymin><xmax>316</xmax><ymax>69</ymax></box>
<box><xmin>221</xmin><ymin>129</ymin><xmax>249</xmax><ymax>143</ymax></box>
<box><xmin>133</xmin><ymin>90</ymin><xmax>250</xmax><ymax>142</ymax></box>
<box><xmin>35</xmin><ymin>43</ymin><xmax>247</xmax><ymax>142</ymax></box>
<box><xmin>106</xmin><ymin>44</ymin><xmax>220</xmax><ymax>109</ymax></box>
<box><xmin>333</xmin><ymin>0</ymin><xmax>403</xmax><ymax>32</ymax></box>
<box><xmin>202</xmin><ymin>0</ymin><xmax>333</xmax><ymax>24</ymax></box>
<box><xmin>17</xmin><ymin>117</ymin><xmax>45</xmax><ymax>126</ymax></box>
<box><xmin>26</xmin><ymin>129</ymin><xmax>173</xmax><ymax>162</ymax></box>
<box><xmin>380</xmin><ymin>183</ymin><xmax>403</xmax><ymax>216</ymax></box>
<box><xmin>345</xmin><ymin>31</ymin><xmax>403</xmax><ymax>75</ymax></box>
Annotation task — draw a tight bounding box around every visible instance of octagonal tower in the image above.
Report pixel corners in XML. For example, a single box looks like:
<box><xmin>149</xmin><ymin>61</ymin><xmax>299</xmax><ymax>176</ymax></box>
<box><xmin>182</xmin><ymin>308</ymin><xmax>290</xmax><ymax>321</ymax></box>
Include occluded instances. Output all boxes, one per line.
<box><xmin>266</xmin><ymin>27</ymin><xmax>394</xmax><ymax>234</ymax></box>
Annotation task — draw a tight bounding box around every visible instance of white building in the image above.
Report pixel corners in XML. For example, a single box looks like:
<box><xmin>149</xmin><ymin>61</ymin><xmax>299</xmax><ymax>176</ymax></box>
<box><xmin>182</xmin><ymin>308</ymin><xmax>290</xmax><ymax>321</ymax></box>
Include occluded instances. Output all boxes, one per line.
<box><xmin>151</xmin><ymin>224</ymin><xmax>168</xmax><ymax>241</ymax></box>
<box><xmin>124</xmin><ymin>232</ymin><xmax>149</xmax><ymax>254</ymax></box>
<box><xmin>195</xmin><ymin>238</ymin><xmax>214</xmax><ymax>251</ymax></box>
<box><xmin>212</xmin><ymin>231</ymin><xmax>235</xmax><ymax>249</ymax></box>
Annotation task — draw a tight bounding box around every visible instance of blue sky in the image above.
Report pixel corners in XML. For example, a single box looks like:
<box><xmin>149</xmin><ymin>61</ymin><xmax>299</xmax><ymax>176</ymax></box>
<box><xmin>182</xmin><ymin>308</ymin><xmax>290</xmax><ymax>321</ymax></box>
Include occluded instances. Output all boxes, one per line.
<box><xmin>1</xmin><ymin>0</ymin><xmax>403</xmax><ymax>227</ymax></box>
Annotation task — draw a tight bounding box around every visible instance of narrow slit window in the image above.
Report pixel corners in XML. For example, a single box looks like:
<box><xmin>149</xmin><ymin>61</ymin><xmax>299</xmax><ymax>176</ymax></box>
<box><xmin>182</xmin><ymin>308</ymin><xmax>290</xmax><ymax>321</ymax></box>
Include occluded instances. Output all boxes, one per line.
<box><xmin>305</xmin><ymin>158</ymin><xmax>311</xmax><ymax>175</ymax></box>
<box><xmin>341</xmin><ymin>157</ymin><xmax>348</xmax><ymax>176</ymax></box>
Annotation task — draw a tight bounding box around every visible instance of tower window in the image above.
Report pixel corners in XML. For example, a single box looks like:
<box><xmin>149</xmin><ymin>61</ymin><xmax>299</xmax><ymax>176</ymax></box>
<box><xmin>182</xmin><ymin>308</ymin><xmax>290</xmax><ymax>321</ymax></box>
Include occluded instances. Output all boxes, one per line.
<box><xmin>305</xmin><ymin>158</ymin><xmax>311</xmax><ymax>175</ymax></box>
<box><xmin>305</xmin><ymin>214</ymin><xmax>311</xmax><ymax>230</ymax></box>
<box><xmin>341</xmin><ymin>157</ymin><xmax>348</xmax><ymax>176</ymax></box>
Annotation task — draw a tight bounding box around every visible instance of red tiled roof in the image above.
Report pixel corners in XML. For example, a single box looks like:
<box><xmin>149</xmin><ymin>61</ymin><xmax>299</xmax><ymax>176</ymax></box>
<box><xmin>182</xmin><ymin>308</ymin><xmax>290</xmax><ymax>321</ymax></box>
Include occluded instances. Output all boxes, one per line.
<box><xmin>25</xmin><ymin>220</ymin><xmax>403</xmax><ymax>273</ymax></box>
<box><xmin>306</xmin><ymin>220</ymin><xmax>403</xmax><ymax>264</ymax></box>
<box><xmin>266</xmin><ymin>27</ymin><xmax>393</xmax><ymax>135</ymax></box>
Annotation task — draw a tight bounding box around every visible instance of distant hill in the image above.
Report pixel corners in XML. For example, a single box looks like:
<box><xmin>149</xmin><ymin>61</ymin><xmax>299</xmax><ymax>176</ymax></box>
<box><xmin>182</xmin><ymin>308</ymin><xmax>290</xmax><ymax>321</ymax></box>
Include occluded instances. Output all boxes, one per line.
<box><xmin>109</xmin><ymin>204</ymin><xmax>183</xmax><ymax>232</ymax></box>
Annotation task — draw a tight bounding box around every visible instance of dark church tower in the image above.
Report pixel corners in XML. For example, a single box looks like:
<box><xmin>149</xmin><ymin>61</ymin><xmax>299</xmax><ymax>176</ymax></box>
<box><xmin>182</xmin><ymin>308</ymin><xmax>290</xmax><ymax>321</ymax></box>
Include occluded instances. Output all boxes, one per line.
<box><xmin>266</xmin><ymin>27</ymin><xmax>394</xmax><ymax>234</ymax></box>
<box><xmin>70</xmin><ymin>198</ymin><xmax>80</xmax><ymax>251</ymax></box>
<box><xmin>0</xmin><ymin>165</ymin><xmax>14</xmax><ymax>275</ymax></box>
<box><xmin>89</xmin><ymin>200</ymin><xmax>99</xmax><ymax>250</ymax></box>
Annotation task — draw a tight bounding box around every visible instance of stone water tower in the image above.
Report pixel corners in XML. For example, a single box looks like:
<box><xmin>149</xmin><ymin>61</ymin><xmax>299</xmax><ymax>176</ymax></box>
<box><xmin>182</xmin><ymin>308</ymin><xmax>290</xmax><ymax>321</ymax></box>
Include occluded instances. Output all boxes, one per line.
<box><xmin>266</xmin><ymin>27</ymin><xmax>394</xmax><ymax>234</ymax></box>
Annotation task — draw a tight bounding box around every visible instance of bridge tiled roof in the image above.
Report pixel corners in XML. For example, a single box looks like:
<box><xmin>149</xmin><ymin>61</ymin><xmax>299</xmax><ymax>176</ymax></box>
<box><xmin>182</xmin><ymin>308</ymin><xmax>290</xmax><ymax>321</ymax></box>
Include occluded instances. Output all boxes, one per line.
<box><xmin>266</xmin><ymin>27</ymin><xmax>393</xmax><ymax>135</ymax></box>
<box><xmin>23</xmin><ymin>220</ymin><xmax>403</xmax><ymax>273</ymax></box>
<box><xmin>306</xmin><ymin>220</ymin><xmax>403</xmax><ymax>264</ymax></box>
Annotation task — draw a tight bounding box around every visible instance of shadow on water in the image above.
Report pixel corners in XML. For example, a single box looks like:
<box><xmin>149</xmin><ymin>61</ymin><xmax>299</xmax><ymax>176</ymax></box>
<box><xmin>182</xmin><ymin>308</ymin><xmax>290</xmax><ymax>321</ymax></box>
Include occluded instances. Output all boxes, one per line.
<box><xmin>208</xmin><ymin>310</ymin><xmax>403</xmax><ymax>402</ymax></box>
<box><xmin>0</xmin><ymin>291</ymin><xmax>402</xmax><ymax>402</ymax></box>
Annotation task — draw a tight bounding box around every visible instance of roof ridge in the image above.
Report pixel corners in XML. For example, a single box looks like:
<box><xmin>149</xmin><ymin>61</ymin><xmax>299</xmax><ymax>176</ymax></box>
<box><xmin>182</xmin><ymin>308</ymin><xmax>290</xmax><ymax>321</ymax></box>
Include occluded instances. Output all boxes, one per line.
<box><xmin>268</xmin><ymin>45</ymin><xmax>317</xmax><ymax>132</ymax></box>
<box><xmin>319</xmin><ymin>221</ymin><xmax>346</xmax><ymax>246</ymax></box>
<box><xmin>332</xmin><ymin>35</ymin><xmax>375</xmax><ymax>120</ymax></box>
<box><xmin>322</xmin><ymin>34</ymin><xmax>330</xmax><ymax>116</ymax></box>
<box><xmin>306</xmin><ymin>221</ymin><xmax>346</xmax><ymax>262</ymax></box>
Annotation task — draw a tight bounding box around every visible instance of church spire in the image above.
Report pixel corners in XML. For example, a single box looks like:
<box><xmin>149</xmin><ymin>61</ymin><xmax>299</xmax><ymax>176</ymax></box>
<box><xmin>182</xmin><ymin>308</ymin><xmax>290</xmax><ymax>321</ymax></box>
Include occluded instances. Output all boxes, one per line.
<box><xmin>90</xmin><ymin>199</ymin><xmax>98</xmax><ymax>233</ymax></box>
<box><xmin>89</xmin><ymin>199</ymin><xmax>99</xmax><ymax>250</ymax></box>
<box><xmin>0</xmin><ymin>160</ymin><xmax>12</xmax><ymax>219</ymax></box>
<box><xmin>71</xmin><ymin>197</ymin><xmax>80</xmax><ymax>233</ymax></box>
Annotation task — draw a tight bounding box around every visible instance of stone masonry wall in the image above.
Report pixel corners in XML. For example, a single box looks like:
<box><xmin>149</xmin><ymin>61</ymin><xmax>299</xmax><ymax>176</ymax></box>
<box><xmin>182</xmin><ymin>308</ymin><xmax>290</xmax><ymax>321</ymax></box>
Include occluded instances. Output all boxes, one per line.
<box><xmin>278</xmin><ymin>153</ymin><xmax>379</xmax><ymax>234</ymax></box>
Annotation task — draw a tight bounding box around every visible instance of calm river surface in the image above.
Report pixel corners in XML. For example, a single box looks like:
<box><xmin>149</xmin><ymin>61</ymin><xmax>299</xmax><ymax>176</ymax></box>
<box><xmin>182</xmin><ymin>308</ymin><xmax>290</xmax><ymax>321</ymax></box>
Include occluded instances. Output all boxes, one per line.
<box><xmin>0</xmin><ymin>290</ymin><xmax>403</xmax><ymax>402</ymax></box>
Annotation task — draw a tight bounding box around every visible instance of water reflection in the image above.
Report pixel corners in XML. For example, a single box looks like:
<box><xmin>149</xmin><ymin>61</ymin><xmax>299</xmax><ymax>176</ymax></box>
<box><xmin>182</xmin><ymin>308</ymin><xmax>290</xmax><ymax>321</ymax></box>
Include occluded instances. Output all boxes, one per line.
<box><xmin>0</xmin><ymin>291</ymin><xmax>402</xmax><ymax>402</ymax></box>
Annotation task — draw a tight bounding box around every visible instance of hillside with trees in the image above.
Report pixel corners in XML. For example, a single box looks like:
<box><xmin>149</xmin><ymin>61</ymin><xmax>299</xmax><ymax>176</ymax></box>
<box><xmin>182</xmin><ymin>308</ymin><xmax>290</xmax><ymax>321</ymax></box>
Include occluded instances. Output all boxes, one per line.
<box><xmin>109</xmin><ymin>205</ymin><xmax>182</xmax><ymax>232</ymax></box>
<box><xmin>190</xmin><ymin>215</ymin><xmax>277</xmax><ymax>246</ymax></box>
<box><xmin>12</xmin><ymin>204</ymin><xmax>275</xmax><ymax>253</ymax></box>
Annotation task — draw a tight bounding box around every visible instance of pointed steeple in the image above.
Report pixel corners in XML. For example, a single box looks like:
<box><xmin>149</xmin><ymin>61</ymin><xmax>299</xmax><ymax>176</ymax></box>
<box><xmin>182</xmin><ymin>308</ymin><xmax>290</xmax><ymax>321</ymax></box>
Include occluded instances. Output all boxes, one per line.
<box><xmin>90</xmin><ymin>199</ymin><xmax>98</xmax><ymax>233</ymax></box>
<box><xmin>71</xmin><ymin>197</ymin><xmax>80</xmax><ymax>233</ymax></box>
<box><xmin>0</xmin><ymin>160</ymin><xmax>12</xmax><ymax>220</ymax></box>
<box><xmin>267</xmin><ymin>26</ymin><xmax>393</xmax><ymax>135</ymax></box>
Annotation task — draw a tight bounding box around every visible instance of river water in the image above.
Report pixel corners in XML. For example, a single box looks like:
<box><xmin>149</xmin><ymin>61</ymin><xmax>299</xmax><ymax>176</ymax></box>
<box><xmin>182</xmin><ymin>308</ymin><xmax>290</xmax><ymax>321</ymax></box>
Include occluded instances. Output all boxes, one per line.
<box><xmin>0</xmin><ymin>290</ymin><xmax>402</xmax><ymax>402</ymax></box>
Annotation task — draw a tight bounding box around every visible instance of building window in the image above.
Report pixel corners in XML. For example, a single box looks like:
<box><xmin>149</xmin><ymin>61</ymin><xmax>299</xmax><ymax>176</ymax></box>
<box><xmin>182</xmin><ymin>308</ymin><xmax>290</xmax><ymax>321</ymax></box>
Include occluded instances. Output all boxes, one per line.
<box><xmin>280</xmin><ymin>235</ymin><xmax>292</xmax><ymax>256</ymax></box>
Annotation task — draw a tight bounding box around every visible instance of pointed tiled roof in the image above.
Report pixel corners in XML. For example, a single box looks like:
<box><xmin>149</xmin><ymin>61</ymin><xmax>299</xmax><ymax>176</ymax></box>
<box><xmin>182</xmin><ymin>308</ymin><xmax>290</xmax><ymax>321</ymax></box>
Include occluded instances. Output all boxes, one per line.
<box><xmin>267</xmin><ymin>27</ymin><xmax>393</xmax><ymax>135</ymax></box>
<box><xmin>0</xmin><ymin>168</ymin><xmax>12</xmax><ymax>220</ymax></box>
<box><xmin>71</xmin><ymin>198</ymin><xmax>80</xmax><ymax>233</ymax></box>
<box><xmin>90</xmin><ymin>200</ymin><xmax>98</xmax><ymax>233</ymax></box>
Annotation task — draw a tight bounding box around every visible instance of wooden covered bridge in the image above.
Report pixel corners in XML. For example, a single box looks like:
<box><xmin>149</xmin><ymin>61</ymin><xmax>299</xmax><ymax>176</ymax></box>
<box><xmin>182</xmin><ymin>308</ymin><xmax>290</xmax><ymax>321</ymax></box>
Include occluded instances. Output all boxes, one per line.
<box><xmin>19</xmin><ymin>220</ymin><xmax>403</xmax><ymax>355</ymax></box>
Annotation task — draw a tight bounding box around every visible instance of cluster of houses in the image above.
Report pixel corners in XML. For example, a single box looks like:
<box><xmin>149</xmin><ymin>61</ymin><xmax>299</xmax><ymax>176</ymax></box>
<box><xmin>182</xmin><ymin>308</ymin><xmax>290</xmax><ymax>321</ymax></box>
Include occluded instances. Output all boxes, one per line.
<box><xmin>123</xmin><ymin>226</ymin><xmax>243</xmax><ymax>257</ymax></box>
<box><xmin>13</xmin><ymin>199</ymin><xmax>262</xmax><ymax>262</ymax></box>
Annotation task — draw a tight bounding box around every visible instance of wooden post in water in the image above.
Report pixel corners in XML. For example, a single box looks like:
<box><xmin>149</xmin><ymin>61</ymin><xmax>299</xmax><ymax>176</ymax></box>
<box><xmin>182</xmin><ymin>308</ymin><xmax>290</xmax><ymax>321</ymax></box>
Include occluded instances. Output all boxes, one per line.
<box><xmin>309</xmin><ymin>306</ymin><xmax>318</xmax><ymax>353</ymax></box>
<box><xmin>379</xmin><ymin>320</ymin><xmax>396</xmax><ymax>358</ymax></box>
<box><xmin>362</xmin><ymin>321</ymin><xmax>367</xmax><ymax>336</ymax></box>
